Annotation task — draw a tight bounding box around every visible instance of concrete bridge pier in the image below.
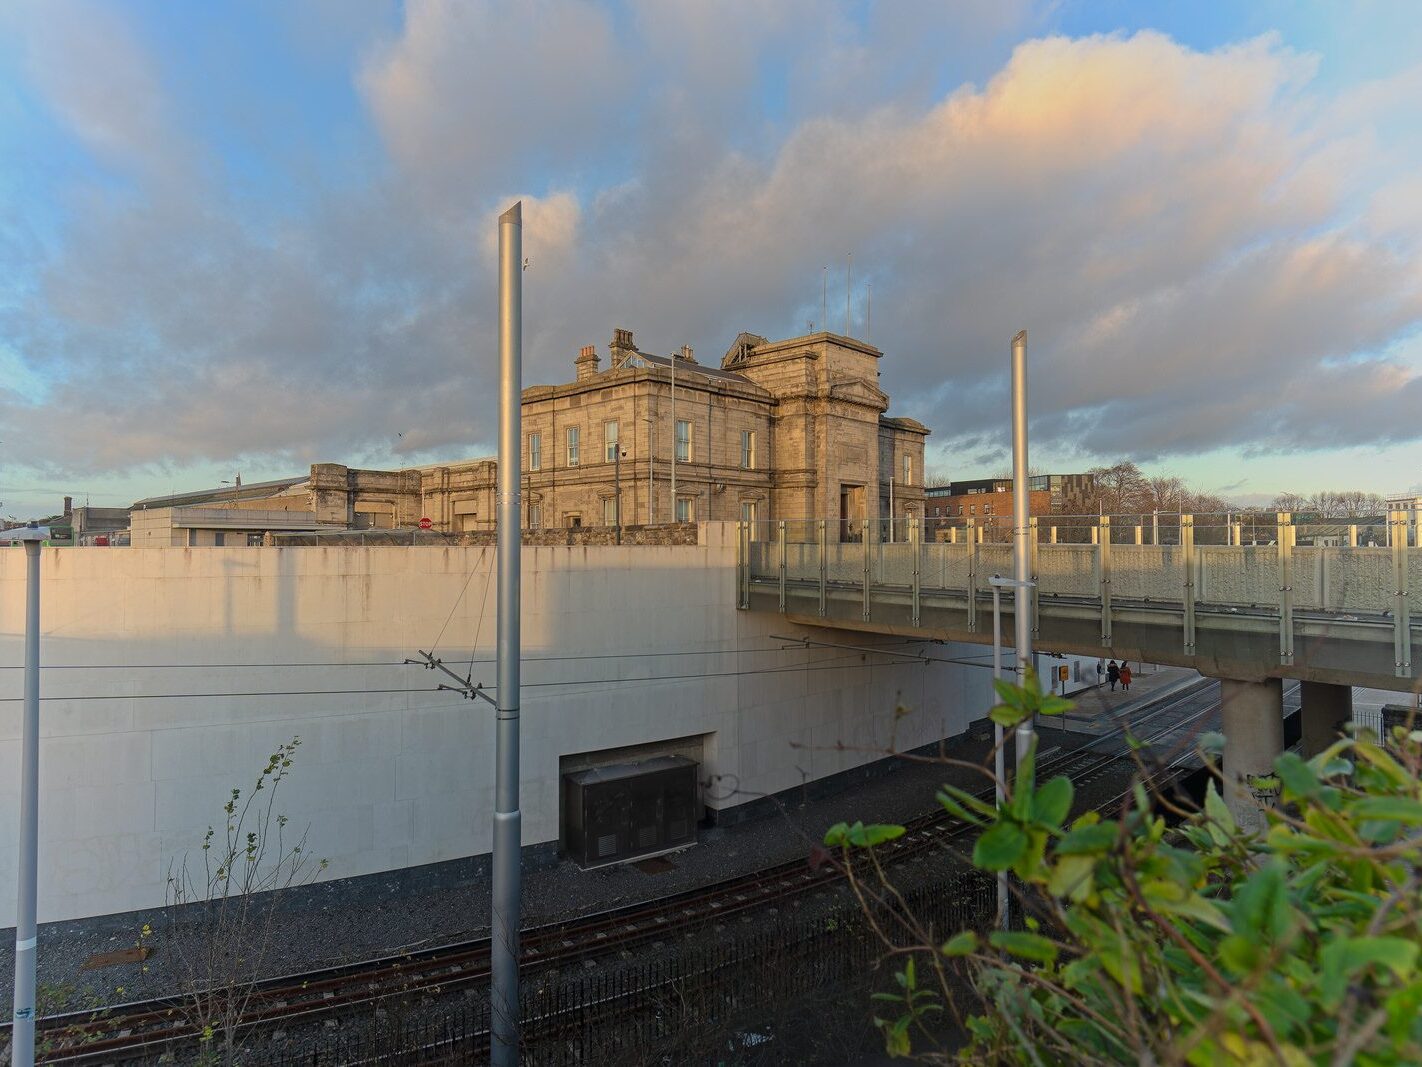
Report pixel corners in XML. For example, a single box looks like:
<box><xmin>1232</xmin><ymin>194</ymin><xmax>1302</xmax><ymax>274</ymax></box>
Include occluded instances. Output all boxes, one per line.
<box><xmin>1299</xmin><ymin>681</ymin><xmax>1352</xmax><ymax>757</ymax></box>
<box><xmin>1219</xmin><ymin>677</ymin><xmax>1284</xmax><ymax>832</ymax></box>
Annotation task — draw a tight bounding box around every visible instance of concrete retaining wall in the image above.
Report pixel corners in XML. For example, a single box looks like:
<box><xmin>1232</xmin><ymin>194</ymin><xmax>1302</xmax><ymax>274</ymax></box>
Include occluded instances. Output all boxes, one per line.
<box><xmin>0</xmin><ymin>524</ymin><xmax>990</xmax><ymax>925</ymax></box>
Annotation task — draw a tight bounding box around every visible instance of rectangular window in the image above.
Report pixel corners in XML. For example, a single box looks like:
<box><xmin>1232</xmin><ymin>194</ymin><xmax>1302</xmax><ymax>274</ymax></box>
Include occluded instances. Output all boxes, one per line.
<box><xmin>528</xmin><ymin>432</ymin><xmax>542</xmax><ymax>471</ymax></box>
<box><xmin>529</xmin><ymin>503</ymin><xmax>542</xmax><ymax>528</ymax></box>
<box><xmin>604</xmin><ymin>420</ymin><xmax>619</xmax><ymax>462</ymax></box>
<box><xmin>214</xmin><ymin>531</ymin><xmax>226</xmax><ymax>547</ymax></box>
<box><xmin>564</xmin><ymin>512</ymin><xmax>582</xmax><ymax>528</ymax></box>
<box><xmin>675</xmin><ymin>419</ymin><xmax>691</xmax><ymax>462</ymax></box>
<box><xmin>740</xmin><ymin>502</ymin><xmax>757</xmax><ymax>524</ymax></box>
<box><xmin>740</xmin><ymin>430</ymin><xmax>755</xmax><ymax>469</ymax></box>
<box><xmin>566</xmin><ymin>426</ymin><xmax>580</xmax><ymax>466</ymax></box>
<box><xmin>902</xmin><ymin>454</ymin><xmax>911</xmax><ymax>486</ymax></box>
<box><xmin>675</xmin><ymin>497</ymin><xmax>693</xmax><ymax>522</ymax></box>
<box><xmin>603</xmin><ymin>496</ymin><xmax>619</xmax><ymax>526</ymax></box>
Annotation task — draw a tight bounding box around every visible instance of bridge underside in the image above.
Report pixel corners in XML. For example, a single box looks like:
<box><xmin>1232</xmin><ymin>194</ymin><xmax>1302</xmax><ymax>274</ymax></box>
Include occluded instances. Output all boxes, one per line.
<box><xmin>752</xmin><ymin>582</ymin><xmax>1418</xmax><ymax>694</ymax></box>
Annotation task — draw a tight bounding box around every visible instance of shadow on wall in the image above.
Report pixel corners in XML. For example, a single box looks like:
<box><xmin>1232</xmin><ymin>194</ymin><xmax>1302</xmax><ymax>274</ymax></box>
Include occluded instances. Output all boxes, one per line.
<box><xmin>0</xmin><ymin>524</ymin><xmax>969</xmax><ymax>925</ymax></box>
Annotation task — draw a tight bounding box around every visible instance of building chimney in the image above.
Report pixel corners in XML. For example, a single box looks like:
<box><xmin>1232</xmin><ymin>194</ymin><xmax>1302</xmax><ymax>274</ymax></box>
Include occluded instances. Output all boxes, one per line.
<box><xmin>680</xmin><ymin>344</ymin><xmax>697</xmax><ymax>365</ymax></box>
<box><xmin>63</xmin><ymin>495</ymin><xmax>72</xmax><ymax>518</ymax></box>
<box><xmin>575</xmin><ymin>344</ymin><xmax>600</xmax><ymax>381</ymax></box>
<box><xmin>609</xmin><ymin>327</ymin><xmax>637</xmax><ymax>370</ymax></box>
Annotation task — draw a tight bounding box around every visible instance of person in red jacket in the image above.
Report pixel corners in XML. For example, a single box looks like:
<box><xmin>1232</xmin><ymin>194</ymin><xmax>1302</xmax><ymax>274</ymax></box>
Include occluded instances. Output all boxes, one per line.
<box><xmin>1119</xmin><ymin>663</ymin><xmax>1133</xmax><ymax>692</ymax></box>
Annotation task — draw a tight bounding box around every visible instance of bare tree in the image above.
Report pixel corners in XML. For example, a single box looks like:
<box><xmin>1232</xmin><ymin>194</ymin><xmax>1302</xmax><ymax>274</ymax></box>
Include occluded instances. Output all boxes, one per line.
<box><xmin>1083</xmin><ymin>461</ymin><xmax>1150</xmax><ymax>514</ymax></box>
<box><xmin>161</xmin><ymin>738</ymin><xmax>327</xmax><ymax>1065</ymax></box>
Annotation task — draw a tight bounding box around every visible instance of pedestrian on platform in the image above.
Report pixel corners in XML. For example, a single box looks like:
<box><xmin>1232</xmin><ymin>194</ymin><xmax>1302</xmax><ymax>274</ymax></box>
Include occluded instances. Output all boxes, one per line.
<box><xmin>1120</xmin><ymin>663</ymin><xmax>1132</xmax><ymax>692</ymax></box>
<box><xmin>1107</xmin><ymin>660</ymin><xmax>1120</xmax><ymax>691</ymax></box>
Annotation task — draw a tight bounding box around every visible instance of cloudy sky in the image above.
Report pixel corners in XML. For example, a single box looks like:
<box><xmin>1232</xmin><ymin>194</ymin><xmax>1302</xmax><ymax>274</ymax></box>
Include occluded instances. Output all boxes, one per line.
<box><xmin>3</xmin><ymin>0</ymin><xmax>1421</xmax><ymax>518</ymax></box>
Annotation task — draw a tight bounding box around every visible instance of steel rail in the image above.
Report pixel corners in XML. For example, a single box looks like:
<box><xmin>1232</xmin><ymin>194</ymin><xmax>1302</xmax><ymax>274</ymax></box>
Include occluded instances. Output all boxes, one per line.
<box><xmin>29</xmin><ymin>679</ymin><xmax>1226</xmax><ymax>1063</ymax></box>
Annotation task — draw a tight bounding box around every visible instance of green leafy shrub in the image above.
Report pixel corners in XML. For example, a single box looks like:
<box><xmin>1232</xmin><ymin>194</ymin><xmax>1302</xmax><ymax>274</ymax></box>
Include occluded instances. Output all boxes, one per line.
<box><xmin>828</xmin><ymin>673</ymin><xmax>1422</xmax><ymax>1065</ymax></box>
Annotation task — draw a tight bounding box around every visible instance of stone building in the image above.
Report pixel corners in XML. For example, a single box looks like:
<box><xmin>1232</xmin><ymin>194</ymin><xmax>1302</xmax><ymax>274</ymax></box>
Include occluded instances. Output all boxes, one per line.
<box><xmin>154</xmin><ymin>327</ymin><xmax>928</xmax><ymax>542</ymax></box>
<box><xmin>519</xmin><ymin>327</ymin><xmax>927</xmax><ymax>538</ymax></box>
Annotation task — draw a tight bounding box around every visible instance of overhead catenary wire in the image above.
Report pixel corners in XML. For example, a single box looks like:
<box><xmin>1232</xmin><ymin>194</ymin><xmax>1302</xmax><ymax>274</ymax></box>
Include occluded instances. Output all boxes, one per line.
<box><xmin>0</xmin><ymin>648</ymin><xmax>948</xmax><ymax>704</ymax></box>
<box><xmin>0</xmin><ymin>638</ymin><xmax>938</xmax><ymax>671</ymax></box>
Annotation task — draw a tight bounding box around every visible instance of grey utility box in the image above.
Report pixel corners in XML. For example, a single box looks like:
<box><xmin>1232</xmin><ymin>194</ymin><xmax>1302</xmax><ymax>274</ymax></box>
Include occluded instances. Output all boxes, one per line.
<box><xmin>561</xmin><ymin>755</ymin><xmax>699</xmax><ymax>869</ymax></box>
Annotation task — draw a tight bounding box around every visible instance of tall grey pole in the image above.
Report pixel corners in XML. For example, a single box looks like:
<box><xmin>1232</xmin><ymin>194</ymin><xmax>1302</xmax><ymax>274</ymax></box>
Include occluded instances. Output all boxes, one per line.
<box><xmin>12</xmin><ymin>530</ymin><xmax>42</xmax><ymax>1067</ymax></box>
<box><xmin>492</xmin><ymin>202</ymin><xmax>522</xmax><ymax>1066</ymax></box>
<box><xmin>845</xmin><ymin>252</ymin><xmax>852</xmax><ymax>335</ymax></box>
<box><xmin>1010</xmin><ymin>330</ymin><xmax>1034</xmax><ymax>773</ymax></box>
<box><xmin>990</xmin><ymin>577</ymin><xmax>1007</xmax><ymax>929</ymax></box>
<box><xmin>670</xmin><ymin>349</ymin><xmax>677</xmax><ymax>518</ymax></box>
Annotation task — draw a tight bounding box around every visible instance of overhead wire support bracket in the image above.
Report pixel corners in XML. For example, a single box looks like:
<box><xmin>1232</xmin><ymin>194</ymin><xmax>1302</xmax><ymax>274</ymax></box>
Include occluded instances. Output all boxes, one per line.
<box><xmin>768</xmin><ymin>633</ymin><xmax>930</xmax><ymax>662</ymax></box>
<box><xmin>410</xmin><ymin>650</ymin><xmax>497</xmax><ymax>706</ymax></box>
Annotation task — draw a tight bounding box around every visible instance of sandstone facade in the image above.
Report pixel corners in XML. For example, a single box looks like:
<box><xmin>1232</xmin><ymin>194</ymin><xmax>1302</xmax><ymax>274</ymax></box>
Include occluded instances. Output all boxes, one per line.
<box><xmin>269</xmin><ymin>327</ymin><xmax>928</xmax><ymax>540</ymax></box>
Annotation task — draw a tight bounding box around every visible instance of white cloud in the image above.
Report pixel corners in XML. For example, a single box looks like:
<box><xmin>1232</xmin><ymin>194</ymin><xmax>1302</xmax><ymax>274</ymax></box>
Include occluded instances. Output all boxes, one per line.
<box><xmin>3</xmin><ymin>9</ymin><xmax>1421</xmax><ymax>492</ymax></box>
<box><xmin>4</xmin><ymin>0</ymin><xmax>188</xmax><ymax>182</ymax></box>
<box><xmin>359</xmin><ymin>0</ymin><xmax>629</xmax><ymax>214</ymax></box>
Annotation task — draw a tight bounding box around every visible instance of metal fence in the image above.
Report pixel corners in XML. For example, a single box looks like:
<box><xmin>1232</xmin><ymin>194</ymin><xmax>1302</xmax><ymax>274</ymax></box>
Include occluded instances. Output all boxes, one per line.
<box><xmin>739</xmin><ymin>512</ymin><xmax>1421</xmax><ymax>679</ymax></box>
<box><xmin>263</xmin><ymin>870</ymin><xmax>998</xmax><ymax>1066</ymax></box>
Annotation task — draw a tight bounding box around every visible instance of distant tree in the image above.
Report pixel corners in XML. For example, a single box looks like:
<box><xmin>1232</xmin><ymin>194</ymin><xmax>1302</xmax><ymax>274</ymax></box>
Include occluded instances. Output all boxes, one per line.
<box><xmin>923</xmin><ymin>465</ymin><xmax>955</xmax><ymax>489</ymax></box>
<box><xmin>1083</xmin><ymin>462</ymin><xmax>1150</xmax><ymax>514</ymax></box>
<box><xmin>1143</xmin><ymin>475</ymin><xmax>1187</xmax><ymax>512</ymax></box>
<box><xmin>1268</xmin><ymin>490</ymin><xmax>1385</xmax><ymax>518</ymax></box>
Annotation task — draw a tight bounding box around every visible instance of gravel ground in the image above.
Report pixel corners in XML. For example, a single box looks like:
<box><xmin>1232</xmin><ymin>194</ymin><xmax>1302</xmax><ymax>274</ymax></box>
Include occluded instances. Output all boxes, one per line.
<box><xmin>4</xmin><ymin>669</ymin><xmax>1214</xmax><ymax>1064</ymax></box>
<box><xmin>1</xmin><ymin>670</ymin><xmax>1196</xmax><ymax>1026</ymax></box>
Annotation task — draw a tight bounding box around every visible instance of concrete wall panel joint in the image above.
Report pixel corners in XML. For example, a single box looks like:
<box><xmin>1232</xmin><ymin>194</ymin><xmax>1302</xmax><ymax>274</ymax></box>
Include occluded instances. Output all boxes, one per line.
<box><xmin>1392</xmin><ymin>511</ymin><xmax>1412</xmax><ymax>677</ymax></box>
<box><xmin>1098</xmin><ymin>516</ymin><xmax>1112</xmax><ymax>646</ymax></box>
<box><xmin>1278</xmin><ymin>512</ymin><xmax>1295</xmax><ymax>666</ymax></box>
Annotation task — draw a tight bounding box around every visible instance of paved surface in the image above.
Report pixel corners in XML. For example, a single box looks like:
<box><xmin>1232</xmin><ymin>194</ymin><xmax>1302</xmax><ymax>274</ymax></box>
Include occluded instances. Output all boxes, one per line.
<box><xmin>1051</xmin><ymin>662</ymin><xmax>1202</xmax><ymax>736</ymax></box>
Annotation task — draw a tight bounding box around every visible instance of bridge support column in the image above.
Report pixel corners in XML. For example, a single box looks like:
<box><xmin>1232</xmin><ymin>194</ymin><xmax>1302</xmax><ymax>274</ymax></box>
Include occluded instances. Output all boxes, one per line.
<box><xmin>1299</xmin><ymin>681</ymin><xmax>1351</xmax><ymax>757</ymax></box>
<box><xmin>1219</xmin><ymin>677</ymin><xmax>1284</xmax><ymax>832</ymax></box>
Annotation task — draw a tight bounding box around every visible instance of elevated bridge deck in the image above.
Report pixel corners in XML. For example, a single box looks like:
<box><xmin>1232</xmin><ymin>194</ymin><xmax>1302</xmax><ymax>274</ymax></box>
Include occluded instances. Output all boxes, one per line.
<box><xmin>737</xmin><ymin>513</ymin><xmax>1420</xmax><ymax>694</ymax></box>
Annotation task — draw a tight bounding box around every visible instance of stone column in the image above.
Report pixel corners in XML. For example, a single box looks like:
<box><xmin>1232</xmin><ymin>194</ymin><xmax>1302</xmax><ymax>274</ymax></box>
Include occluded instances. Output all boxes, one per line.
<box><xmin>1219</xmin><ymin>677</ymin><xmax>1284</xmax><ymax>832</ymax></box>
<box><xmin>1299</xmin><ymin>681</ymin><xmax>1352</xmax><ymax>757</ymax></box>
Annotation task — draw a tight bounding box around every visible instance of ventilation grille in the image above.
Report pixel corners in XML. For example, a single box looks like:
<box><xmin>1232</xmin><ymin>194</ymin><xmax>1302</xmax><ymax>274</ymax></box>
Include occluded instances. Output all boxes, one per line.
<box><xmin>636</xmin><ymin>824</ymin><xmax>659</xmax><ymax>849</ymax></box>
<box><xmin>596</xmin><ymin>833</ymin><xmax>618</xmax><ymax>858</ymax></box>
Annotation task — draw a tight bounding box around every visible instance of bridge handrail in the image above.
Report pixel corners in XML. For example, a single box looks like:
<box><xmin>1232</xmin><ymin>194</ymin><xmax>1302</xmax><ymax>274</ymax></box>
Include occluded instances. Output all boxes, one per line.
<box><xmin>736</xmin><ymin>512</ymin><xmax>1419</xmax><ymax>679</ymax></box>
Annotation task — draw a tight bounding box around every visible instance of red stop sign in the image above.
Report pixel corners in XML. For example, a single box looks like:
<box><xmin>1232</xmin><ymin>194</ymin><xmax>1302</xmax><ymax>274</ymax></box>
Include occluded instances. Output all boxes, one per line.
<box><xmin>418</xmin><ymin>517</ymin><xmax>433</xmax><ymax>530</ymax></box>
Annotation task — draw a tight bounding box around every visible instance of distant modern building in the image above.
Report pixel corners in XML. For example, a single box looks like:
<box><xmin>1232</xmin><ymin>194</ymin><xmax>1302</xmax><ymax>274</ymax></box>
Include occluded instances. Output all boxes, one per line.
<box><xmin>70</xmin><ymin>504</ymin><xmax>132</xmax><ymax>545</ymax></box>
<box><xmin>131</xmin><ymin>475</ymin><xmax>308</xmax><ymax>512</ymax></box>
<box><xmin>1386</xmin><ymin>493</ymin><xmax>1422</xmax><ymax>513</ymax></box>
<box><xmin>929</xmin><ymin>474</ymin><xmax>1095</xmax><ymax>512</ymax></box>
<box><xmin>923</xmin><ymin>473</ymin><xmax>1099</xmax><ymax>538</ymax></box>
<box><xmin>924</xmin><ymin>484</ymin><xmax>1053</xmax><ymax>537</ymax></box>
<box><xmin>129</xmin><ymin>506</ymin><xmax>333</xmax><ymax>547</ymax></box>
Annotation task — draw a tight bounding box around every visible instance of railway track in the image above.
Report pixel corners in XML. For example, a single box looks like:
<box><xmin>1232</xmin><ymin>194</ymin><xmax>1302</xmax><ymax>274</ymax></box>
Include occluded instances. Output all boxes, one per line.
<box><xmin>25</xmin><ymin>677</ymin><xmax>1223</xmax><ymax>1063</ymax></box>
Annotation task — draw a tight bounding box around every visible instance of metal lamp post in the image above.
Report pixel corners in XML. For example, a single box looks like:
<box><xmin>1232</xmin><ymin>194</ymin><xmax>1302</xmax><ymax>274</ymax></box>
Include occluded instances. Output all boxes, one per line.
<box><xmin>11</xmin><ymin>522</ymin><xmax>47</xmax><ymax>1067</ymax></box>
<box><xmin>988</xmin><ymin>572</ymin><xmax>1033</xmax><ymax>930</ymax></box>
<box><xmin>1010</xmin><ymin>331</ymin><xmax>1035</xmax><ymax>773</ymax></box>
<box><xmin>492</xmin><ymin>203</ymin><xmax>523</xmax><ymax>1067</ymax></box>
